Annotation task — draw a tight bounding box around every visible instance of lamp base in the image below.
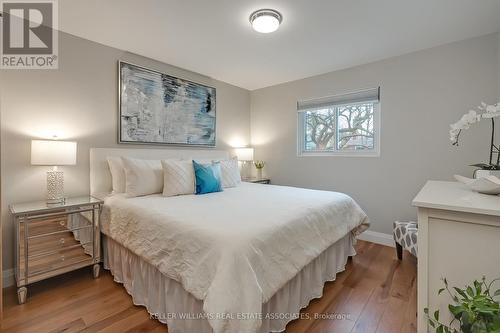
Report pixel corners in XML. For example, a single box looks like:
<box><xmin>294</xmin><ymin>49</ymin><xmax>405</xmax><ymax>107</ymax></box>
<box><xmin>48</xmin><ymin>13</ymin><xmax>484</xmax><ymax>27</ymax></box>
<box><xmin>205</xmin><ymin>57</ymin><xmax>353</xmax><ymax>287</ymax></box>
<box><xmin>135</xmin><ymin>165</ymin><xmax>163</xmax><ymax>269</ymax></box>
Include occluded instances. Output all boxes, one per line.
<box><xmin>47</xmin><ymin>170</ymin><xmax>64</xmax><ymax>204</ymax></box>
<box><xmin>239</xmin><ymin>160</ymin><xmax>252</xmax><ymax>179</ymax></box>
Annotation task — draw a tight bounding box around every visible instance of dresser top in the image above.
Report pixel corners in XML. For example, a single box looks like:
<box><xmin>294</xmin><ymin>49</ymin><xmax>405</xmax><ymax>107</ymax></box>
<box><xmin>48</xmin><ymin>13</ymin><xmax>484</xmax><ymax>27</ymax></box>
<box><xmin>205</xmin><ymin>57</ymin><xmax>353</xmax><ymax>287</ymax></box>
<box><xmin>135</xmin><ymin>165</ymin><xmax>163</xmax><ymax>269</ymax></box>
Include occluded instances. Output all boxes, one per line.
<box><xmin>10</xmin><ymin>196</ymin><xmax>103</xmax><ymax>215</ymax></box>
<box><xmin>412</xmin><ymin>181</ymin><xmax>500</xmax><ymax>216</ymax></box>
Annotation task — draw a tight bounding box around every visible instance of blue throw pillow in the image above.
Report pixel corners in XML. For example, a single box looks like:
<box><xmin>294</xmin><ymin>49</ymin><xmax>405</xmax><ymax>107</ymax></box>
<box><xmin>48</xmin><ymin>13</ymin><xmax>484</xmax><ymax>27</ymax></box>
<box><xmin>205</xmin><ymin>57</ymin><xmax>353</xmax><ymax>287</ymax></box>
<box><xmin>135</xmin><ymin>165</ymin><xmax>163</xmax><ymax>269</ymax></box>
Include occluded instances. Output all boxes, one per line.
<box><xmin>193</xmin><ymin>161</ymin><xmax>223</xmax><ymax>195</ymax></box>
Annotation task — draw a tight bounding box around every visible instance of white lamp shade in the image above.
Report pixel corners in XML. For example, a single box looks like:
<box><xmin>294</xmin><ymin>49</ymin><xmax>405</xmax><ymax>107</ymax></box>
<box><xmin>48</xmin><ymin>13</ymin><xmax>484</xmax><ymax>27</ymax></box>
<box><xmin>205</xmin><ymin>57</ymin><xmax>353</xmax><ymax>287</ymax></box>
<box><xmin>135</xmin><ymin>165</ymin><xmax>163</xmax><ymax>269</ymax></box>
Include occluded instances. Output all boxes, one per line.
<box><xmin>31</xmin><ymin>140</ymin><xmax>77</xmax><ymax>166</ymax></box>
<box><xmin>235</xmin><ymin>147</ymin><xmax>254</xmax><ymax>161</ymax></box>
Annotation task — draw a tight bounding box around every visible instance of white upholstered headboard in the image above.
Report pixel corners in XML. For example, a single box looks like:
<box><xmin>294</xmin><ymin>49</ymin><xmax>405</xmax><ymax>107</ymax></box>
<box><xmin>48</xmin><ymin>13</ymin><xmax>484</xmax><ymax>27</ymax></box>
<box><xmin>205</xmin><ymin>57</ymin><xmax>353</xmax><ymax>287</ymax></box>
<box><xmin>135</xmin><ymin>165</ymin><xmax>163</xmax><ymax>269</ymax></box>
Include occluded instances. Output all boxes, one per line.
<box><xmin>90</xmin><ymin>147</ymin><xmax>230</xmax><ymax>197</ymax></box>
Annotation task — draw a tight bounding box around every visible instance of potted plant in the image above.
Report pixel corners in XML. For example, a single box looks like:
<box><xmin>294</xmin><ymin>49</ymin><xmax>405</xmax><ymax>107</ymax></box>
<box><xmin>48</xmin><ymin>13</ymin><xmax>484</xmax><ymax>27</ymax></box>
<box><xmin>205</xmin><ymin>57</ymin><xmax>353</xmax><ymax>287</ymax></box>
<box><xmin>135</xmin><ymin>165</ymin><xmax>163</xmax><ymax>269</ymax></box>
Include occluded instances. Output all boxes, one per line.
<box><xmin>450</xmin><ymin>102</ymin><xmax>500</xmax><ymax>177</ymax></box>
<box><xmin>253</xmin><ymin>160</ymin><xmax>265</xmax><ymax>179</ymax></box>
<box><xmin>425</xmin><ymin>276</ymin><xmax>500</xmax><ymax>333</ymax></box>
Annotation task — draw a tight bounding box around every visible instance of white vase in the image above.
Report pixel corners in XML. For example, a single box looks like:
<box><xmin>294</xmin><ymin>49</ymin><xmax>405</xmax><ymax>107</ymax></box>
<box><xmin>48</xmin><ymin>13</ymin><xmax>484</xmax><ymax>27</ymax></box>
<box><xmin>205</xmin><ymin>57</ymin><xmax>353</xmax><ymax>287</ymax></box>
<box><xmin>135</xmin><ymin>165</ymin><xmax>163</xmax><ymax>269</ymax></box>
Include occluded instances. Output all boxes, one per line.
<box><xmin>474</xmin><ymin>169</ymin><xmax>500</xmax><ymax>179</ymax></box>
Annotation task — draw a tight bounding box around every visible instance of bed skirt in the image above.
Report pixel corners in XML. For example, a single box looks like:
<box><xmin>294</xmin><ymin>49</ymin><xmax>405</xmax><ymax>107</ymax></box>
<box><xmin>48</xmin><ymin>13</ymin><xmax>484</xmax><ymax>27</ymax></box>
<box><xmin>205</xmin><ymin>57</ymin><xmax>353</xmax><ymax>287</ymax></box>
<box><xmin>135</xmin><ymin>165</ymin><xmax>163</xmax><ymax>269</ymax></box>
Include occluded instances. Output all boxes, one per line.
<box><xmin>103</xmin><ymin>233</ymin><xmax>356</xmax><ymax>333</ymax></box>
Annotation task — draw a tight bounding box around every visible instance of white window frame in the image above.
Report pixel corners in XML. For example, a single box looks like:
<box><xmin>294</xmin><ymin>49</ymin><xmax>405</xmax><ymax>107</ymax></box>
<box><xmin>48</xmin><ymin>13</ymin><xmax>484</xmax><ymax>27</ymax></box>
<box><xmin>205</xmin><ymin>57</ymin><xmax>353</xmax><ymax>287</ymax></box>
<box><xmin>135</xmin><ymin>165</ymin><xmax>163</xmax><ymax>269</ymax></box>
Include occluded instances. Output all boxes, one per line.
<box><xmin>297</xmin><ymin>89</ymin><xmax>381</xmax><ymax>157</ymax></box>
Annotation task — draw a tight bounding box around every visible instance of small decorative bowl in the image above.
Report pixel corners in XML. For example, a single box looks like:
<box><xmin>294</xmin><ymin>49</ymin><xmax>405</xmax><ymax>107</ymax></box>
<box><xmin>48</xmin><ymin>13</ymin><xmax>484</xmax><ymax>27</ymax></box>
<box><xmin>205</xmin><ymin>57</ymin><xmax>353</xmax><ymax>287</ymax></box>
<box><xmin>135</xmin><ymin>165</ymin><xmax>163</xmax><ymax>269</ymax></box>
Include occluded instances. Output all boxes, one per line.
<box><xmin>454</xmin><ymin>174</ymin><xmax>500</xmax><ymax>195</ymax></box>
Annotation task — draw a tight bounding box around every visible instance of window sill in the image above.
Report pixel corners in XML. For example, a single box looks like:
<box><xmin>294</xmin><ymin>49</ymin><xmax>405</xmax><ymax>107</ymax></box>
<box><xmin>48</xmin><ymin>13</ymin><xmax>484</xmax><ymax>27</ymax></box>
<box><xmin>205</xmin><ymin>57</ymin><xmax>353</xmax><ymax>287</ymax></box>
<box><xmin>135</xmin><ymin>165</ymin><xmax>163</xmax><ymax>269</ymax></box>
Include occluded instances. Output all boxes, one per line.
<box><xmin>297</xmin><ymin>151</ymin><xmax>380</xmax><ymax>157</ymax></box>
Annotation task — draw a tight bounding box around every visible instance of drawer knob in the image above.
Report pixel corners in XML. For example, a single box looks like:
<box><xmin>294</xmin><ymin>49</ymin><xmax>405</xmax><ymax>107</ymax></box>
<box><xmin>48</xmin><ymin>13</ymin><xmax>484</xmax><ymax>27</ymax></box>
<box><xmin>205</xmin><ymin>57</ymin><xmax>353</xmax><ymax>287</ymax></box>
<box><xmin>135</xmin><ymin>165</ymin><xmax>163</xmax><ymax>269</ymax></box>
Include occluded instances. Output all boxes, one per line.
<box><xmin>61</xmin><ymin>255</ymin><xmax>65</xmax><ymax>261</ymax></box>
<box><xmin>59</xmin><ymin>238</ymin><xmax>65</xmax><ymax>245</ymax></box>
<box><xmin>59</xmin><ymin>220</ymin><xmax>66</xmax><ymax>227</ymax></box>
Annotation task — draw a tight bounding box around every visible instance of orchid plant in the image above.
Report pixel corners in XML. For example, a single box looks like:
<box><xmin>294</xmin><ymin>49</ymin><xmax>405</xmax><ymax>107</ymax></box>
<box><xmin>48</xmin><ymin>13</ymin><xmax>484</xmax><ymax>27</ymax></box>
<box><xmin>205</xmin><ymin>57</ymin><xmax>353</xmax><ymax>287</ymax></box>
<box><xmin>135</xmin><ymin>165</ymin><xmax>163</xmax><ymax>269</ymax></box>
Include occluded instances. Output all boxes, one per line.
<box><xmin>253</xmin><ymin>161</ymin><xmax>265</xmax><ymax>170</ymax></box>
<box><xmin>450</xmin><ymin>102</ymin><xmax>500</xmax><ymax>170</ymax></box>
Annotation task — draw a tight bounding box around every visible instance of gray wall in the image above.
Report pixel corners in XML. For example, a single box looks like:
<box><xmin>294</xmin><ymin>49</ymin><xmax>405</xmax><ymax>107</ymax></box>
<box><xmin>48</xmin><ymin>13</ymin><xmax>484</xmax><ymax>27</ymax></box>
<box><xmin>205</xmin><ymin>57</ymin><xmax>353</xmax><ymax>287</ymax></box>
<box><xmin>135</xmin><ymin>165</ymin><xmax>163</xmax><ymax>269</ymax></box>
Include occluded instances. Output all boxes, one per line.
<box><xmin>250</xmin><ymin>33</ymin><xmax>499</xmax><ymax>235</ymax></box>
<box><xmin>0</xmin><ymin>32</ymin><xmax>251</xmax><ymax>271</ymax></box>
<box><xmin>1</xmin><ymin>30</ymin><xmax>499</xmax><ymax>272</ymax></box>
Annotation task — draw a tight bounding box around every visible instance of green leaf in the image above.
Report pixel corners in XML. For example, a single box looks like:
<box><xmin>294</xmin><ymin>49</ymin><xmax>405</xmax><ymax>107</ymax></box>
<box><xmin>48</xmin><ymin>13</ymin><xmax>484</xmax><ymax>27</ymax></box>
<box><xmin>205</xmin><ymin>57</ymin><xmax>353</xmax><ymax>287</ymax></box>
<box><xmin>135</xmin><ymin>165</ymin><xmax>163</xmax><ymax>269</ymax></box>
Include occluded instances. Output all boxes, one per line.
<box><xmin>470</xmin><ymin>163</ymin><xmax>500</xmax><ymax>170</ymax></box>
<box><xmin>492</xmin><ymin>316</ymin><xmax>500</xmax><ymax>329</ymax></box>
<box><xmin>436</xmin><ymin>325</ymin><xmax>444</xmax><ymax>333</ymax></box>
<box><xmin>471</xmin><ymin>320</ymin><xmax>487</xmax><ymax>332</ymax></box>
<box><xmin>454</xmin><ymin>287</ymin><xmax>469</xmax><ymax>300</ymax></box>
<box><xmin>494</xmin><ymin>289</ymin><xmax>500</xmax><ymax>297</ymax></box>
<box><xmin>438</xmin><ymin>288</ymin><xmax>446</xmax><ymax>295</ymax></box>
<box><xmin>461</xmin><ymin>311</ymin><xmax>470</xmax><ymax>326</ymax></box>
<box><xmin>474</xmin><ymin>280</ymin><xmax>482</xmax><ymax>294</ymax></box>
<box><xmin>449</xmin><ymin>304</ymin><xmax>465</xmax><ymax>317</ymax></box>
<box><xmin>470</xmin><ymin>163</ymin><xmax>492</xmax><ymax>168</ymax></box>
<box><xmin>466</xmin><ymin>286</ymin><xmax>474</xmax><ymax>297</ymax></box>
<box><xmin>434</xmin><ymin>310</ymin><xmax>440</xmax><ymax>321</ymax></box>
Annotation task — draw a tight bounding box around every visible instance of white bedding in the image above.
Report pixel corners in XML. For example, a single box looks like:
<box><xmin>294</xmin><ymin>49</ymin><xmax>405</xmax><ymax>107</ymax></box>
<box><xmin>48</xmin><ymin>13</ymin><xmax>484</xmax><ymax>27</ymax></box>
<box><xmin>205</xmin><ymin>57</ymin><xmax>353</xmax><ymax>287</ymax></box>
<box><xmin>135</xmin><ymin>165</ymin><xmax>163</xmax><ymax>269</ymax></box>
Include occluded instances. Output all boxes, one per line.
<box><xmin>100</xmin><ymin>183</ymin><xmax>369</xmax><ymax>333</ymax></box>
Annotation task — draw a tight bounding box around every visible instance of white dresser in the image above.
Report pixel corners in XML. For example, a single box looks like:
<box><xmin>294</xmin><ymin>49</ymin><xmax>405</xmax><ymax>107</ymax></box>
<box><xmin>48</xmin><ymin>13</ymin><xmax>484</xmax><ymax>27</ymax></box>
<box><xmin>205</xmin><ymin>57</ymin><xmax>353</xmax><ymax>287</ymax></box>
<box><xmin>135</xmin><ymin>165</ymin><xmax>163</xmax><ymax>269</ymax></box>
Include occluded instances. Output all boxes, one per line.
<box><xmin>413</xmin><ymin>181</ymin><xmax>500</xmax><ymax>333</ymax></box>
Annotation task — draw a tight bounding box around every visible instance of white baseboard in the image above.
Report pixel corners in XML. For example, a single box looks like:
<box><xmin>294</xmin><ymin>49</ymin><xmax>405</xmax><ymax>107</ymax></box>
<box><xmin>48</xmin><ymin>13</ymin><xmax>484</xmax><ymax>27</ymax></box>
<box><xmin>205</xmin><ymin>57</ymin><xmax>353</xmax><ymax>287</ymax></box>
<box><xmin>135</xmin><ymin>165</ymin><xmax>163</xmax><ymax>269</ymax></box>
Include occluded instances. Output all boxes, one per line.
<box><xmin>357</xmin><ymin>230</ymin><xmax>394</xmax><ymax>247</ymax></box>
<box><xmin>3</xmin><ymin>268</ymin><xmax>15</xmax><ymax>288</ymax></box>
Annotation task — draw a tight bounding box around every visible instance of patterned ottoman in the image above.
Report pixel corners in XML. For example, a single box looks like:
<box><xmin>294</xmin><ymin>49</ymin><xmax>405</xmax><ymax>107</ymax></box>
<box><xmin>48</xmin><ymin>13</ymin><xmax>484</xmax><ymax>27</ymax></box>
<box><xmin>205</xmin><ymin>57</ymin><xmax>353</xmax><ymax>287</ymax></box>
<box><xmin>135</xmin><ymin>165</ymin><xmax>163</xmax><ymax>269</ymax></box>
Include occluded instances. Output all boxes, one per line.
<box><xmin>393</xmin><ymin>221</ymin><xmax>418</xmax><ymax>259</ymax></box>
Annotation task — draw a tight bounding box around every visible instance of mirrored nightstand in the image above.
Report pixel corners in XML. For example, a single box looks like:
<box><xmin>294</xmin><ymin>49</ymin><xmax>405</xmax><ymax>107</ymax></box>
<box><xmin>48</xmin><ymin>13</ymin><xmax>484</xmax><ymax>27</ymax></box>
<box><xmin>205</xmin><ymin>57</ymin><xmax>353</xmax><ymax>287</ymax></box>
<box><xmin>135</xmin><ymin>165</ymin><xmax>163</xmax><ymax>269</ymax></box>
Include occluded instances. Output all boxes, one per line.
<box><xmin>242</xmin><ymin>177</ymin><xmax>271</xmax><ymax>184</ymax></box>
<box><xmin>10</xmin><ymin>196</ymin><xmax>103</xmax><ymax>304</ymax></box>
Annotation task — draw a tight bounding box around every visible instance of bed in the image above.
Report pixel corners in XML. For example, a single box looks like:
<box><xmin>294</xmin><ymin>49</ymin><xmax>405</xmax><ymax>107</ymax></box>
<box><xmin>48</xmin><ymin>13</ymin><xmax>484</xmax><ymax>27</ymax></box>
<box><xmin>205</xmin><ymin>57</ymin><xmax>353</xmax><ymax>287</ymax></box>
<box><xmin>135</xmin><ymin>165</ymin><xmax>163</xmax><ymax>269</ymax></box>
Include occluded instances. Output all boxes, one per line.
<box><xmin>90</xmin><ymin>148</ymin><xmax>369</xmax><ymax>333</ymax></box>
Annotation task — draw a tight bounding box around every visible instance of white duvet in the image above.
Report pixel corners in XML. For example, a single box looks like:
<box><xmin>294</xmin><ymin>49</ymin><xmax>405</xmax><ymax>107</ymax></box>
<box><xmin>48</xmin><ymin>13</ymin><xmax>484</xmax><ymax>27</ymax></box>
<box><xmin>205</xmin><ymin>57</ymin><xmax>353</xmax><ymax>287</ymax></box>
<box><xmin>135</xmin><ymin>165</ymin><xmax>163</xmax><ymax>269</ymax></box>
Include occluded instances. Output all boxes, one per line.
<box><xmin>100</xmin><ymin>183</ymin><xmax>369</xmax><ymax>333</ymax></box>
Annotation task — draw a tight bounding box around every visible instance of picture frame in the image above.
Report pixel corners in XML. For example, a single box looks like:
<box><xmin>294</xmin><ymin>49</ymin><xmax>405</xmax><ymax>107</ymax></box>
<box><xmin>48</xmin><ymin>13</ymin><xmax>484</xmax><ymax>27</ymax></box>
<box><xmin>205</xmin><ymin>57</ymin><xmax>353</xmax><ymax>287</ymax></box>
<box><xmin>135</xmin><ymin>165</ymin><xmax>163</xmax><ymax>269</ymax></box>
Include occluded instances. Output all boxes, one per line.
<box><xmin>118</xmin><ymin>61</ymin><xmax>216</xmax><ymax>147</ymax></box>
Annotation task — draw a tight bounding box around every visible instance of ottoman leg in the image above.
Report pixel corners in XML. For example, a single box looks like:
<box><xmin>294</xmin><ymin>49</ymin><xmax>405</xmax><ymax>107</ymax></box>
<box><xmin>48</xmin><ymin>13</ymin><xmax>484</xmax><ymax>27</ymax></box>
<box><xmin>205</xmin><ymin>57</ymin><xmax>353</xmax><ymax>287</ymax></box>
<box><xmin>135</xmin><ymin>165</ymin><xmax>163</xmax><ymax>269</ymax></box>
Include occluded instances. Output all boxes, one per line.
<box><xmin>396</xmin><ymin>242</ymin><xmax>403</xmax><ymax>260</ymax></box>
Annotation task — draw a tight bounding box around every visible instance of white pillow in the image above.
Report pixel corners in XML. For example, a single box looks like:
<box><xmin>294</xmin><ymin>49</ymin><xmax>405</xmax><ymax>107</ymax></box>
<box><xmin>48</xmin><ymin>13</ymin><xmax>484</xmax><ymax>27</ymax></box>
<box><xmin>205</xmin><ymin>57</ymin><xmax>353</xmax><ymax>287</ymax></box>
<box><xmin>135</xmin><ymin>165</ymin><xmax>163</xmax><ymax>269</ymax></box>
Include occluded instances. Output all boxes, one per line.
<box><xmin>107</xmin><ymin>156</ymin><xmax>126</xmax><ymax>193</ymax></box>
<box><xmin>161</xmin><ymin>160</ymin><xmax>196</xmax><ymax>197</ymax></box>
<box><xmin>219</xmin><ymin>157</ymin><xmax>241</xmax><ymax>188</ymax></box>
<box><xmin>122</xmin><ymin>157</ymin><xmax>163</xmax><ymax>197</ymax></box>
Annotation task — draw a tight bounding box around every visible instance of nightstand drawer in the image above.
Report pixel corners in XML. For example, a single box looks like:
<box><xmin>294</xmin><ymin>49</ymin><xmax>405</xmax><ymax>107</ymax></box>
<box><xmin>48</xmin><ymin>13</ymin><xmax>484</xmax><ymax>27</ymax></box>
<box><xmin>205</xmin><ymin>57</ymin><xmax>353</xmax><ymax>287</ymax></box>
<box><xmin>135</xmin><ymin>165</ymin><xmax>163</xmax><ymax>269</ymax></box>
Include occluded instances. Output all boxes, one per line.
<box><xmin>25</xmin><ymin>229</ymin><xmax>93</xmax><ymax>258</ymax></box>
<box><xmin>23</xmin><ymin>214</ymin><xmax>92</xmax><ymax>238</ymax></box>
<box><xmin>19</xmin><ymin>246</ymin><xmax>93</xmax><ymax>283</ymax></box>
<box><xmin>24</xmin><ymin>215</ymin><xmax>68</xmax><ymax>236</ymax></box>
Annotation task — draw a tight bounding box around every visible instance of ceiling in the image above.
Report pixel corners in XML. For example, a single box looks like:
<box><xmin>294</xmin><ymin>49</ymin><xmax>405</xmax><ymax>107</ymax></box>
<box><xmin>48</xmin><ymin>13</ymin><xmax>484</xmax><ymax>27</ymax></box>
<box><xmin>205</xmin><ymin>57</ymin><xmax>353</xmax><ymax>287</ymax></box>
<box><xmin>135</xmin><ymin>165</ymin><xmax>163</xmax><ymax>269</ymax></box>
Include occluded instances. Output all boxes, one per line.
<box><xmin>59</xmin><ymin>0</ymin><xmax>500</xmax><ymax>90</ymax></box>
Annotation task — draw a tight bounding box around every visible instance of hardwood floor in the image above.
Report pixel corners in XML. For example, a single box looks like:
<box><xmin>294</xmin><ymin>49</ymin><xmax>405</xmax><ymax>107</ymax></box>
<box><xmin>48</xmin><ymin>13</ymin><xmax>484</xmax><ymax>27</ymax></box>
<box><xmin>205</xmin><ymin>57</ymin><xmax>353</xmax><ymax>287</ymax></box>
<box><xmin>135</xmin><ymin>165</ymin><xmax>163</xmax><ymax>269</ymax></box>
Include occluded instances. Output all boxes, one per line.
<box><xmin>1</xmin><ymin>241</ymin><xmax>417</xmax><ymax>333</ymax></box>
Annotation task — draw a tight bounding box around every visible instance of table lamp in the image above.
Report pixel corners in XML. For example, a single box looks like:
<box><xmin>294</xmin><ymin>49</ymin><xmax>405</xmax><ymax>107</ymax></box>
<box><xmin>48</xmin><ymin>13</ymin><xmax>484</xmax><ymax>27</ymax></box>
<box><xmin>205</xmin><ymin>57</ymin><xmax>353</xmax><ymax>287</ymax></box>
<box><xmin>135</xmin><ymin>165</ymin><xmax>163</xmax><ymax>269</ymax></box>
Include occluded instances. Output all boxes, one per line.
<box><xmin>234</xmin><ymin>147</ymin><xmax>254</xmax><ymax>179</ymax></box>
<box><xmin>234</xmin><ymin>147</ymin><xmax>254</xmax><ymax>162</ymax></box>
<box><xmin>31</xmin><ymin>139</ymin><xmax>77</xmax><ymax>204</ymax></box>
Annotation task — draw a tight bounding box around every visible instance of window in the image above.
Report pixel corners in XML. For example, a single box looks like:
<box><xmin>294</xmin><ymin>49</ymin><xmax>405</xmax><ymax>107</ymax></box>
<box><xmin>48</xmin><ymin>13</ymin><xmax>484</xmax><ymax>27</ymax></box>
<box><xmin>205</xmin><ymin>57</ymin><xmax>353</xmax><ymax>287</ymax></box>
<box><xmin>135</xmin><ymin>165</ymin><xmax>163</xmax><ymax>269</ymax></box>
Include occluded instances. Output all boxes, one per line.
<box><xmin>297</xmin><ymin>87</ymin><xmax>380</xmax><ymax>156</ymax></box>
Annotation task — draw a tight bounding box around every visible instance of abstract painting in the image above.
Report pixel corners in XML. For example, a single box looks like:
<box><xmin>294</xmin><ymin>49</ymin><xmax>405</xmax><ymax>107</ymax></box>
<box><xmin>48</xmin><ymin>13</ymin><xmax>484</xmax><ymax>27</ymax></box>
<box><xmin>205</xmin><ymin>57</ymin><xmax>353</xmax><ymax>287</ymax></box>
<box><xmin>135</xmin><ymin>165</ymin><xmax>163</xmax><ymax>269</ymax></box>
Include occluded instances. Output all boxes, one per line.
<box><xmin>119</xmin><ymin>61</ymin><xmax>216</xmax><ymax>146</ymax></box>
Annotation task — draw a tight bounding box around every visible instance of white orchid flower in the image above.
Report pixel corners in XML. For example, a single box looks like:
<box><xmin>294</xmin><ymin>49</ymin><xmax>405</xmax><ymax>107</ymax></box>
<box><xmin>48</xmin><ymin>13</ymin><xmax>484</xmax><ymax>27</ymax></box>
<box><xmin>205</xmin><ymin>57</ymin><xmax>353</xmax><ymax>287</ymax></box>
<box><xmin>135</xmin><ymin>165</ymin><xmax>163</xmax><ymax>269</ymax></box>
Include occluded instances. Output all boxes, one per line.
<box><xmin>481</xmin><ymin>103</ymin><xmax>500</xmax><ymax>119</ymax></box>
<box><xmin>449</xmin><ymin>127</ymin><xmax>461</xmax><ymax>142</ymax></box>
<box><xmin>449</xmin><ymin>103</ymin><xmax>499</xmax><ymax>146</ymax></box>
<box><xmin>486</xmin><ymin>105</ymin><xmax>496</xmax><ymax>113</ymax></box>
<box><xmin>451</xmin><ymin>101</ymin><xmax>500</xmax><ymax>168</ymax></box>
<box><xmin>458</xmin><ymin>110</ymin><xmax>480</xmax><ymax>125</ymax></box>
<box><xmin>482</xmin><ymin>111</ymin><xmax>500</xmax><ymax>119</ymax></box>
<box><xmin>450</xmin><ymin>102</ymin><xmax>499</xmax><ymax>134</ymax></box>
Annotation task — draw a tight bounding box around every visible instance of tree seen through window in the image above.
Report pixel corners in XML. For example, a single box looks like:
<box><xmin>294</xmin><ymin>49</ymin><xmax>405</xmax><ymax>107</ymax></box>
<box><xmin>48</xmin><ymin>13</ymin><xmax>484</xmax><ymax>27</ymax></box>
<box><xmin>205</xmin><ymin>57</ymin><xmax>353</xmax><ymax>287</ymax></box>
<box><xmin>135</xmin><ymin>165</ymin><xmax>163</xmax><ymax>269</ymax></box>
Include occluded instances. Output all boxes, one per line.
<box><xmin>304</xmin><ymin>103</ymin><xmax>374</xmax><ymax>151</ymax></box>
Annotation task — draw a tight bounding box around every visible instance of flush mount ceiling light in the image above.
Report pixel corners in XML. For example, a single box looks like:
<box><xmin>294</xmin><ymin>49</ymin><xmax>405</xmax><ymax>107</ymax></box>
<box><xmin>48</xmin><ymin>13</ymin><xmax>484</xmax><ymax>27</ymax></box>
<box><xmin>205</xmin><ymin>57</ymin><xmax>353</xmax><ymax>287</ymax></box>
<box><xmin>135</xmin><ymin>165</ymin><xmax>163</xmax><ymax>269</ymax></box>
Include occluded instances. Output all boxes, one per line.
<box><xmin>249</xmin><ymin>9</ymin><xmax>282</xmax><ymax>33</ymax></box>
